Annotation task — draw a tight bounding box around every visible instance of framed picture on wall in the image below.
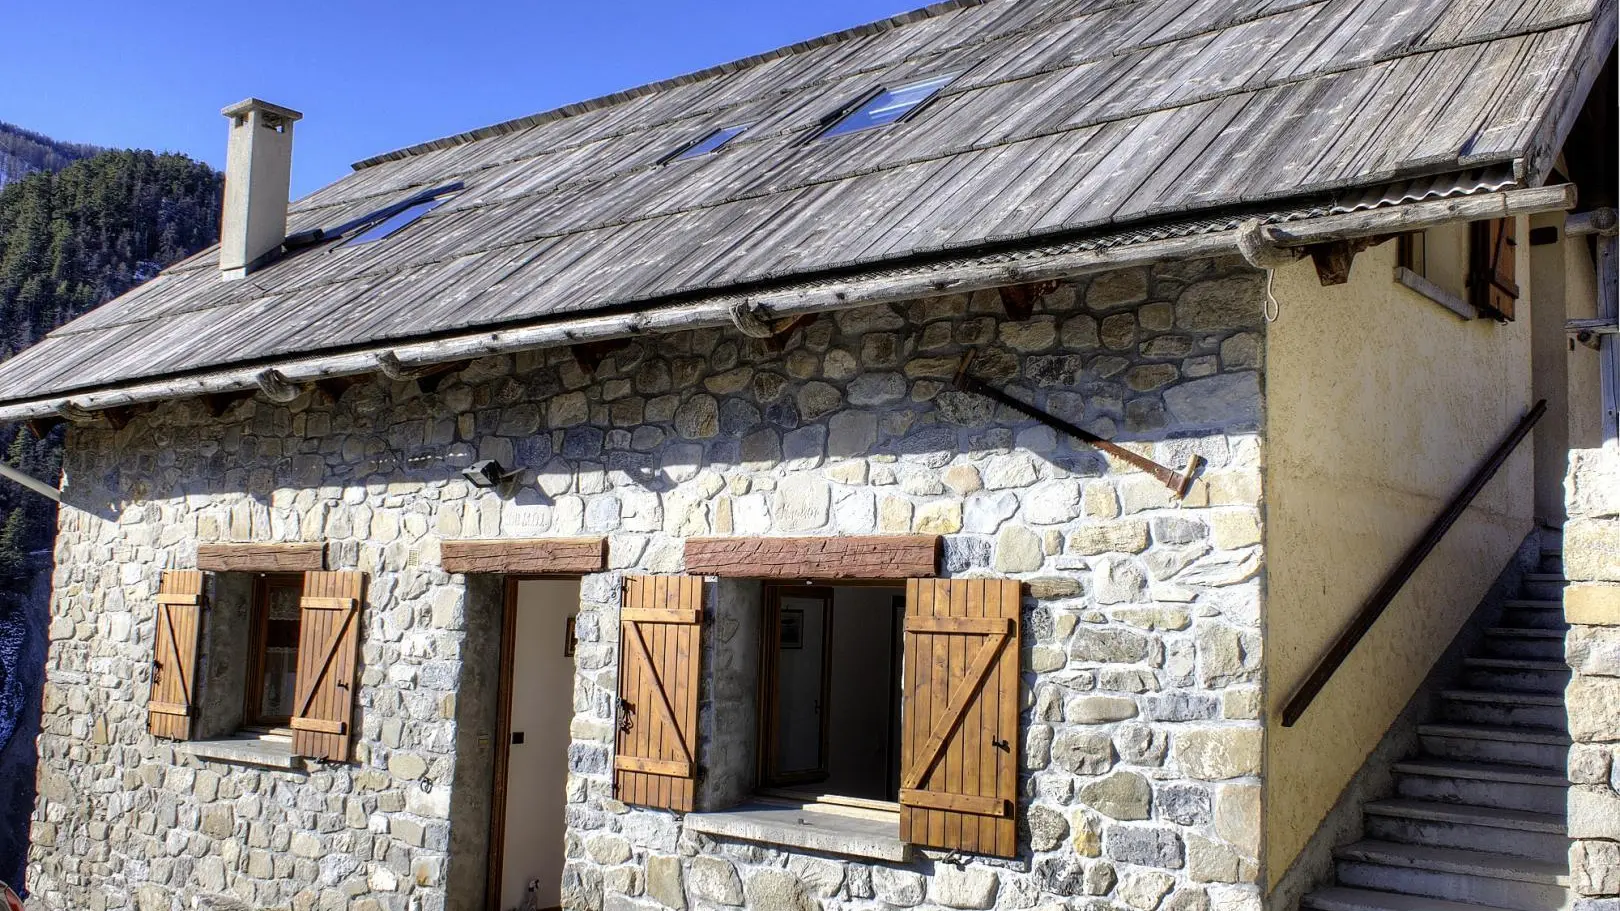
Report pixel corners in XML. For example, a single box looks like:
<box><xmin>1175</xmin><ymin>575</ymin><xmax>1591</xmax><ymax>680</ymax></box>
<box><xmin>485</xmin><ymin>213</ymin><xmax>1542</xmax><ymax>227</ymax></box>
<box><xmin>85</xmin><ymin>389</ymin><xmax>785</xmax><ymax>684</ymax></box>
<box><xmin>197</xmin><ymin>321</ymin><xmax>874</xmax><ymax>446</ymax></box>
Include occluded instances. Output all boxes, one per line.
<box><xmin>780</xmin><ymin>608</ymin><xmax>804</xmax><ymax>649</ymax></box>
<box><xmin>563</xmin><ymin>616</ymin><xmax>577</xmax><ymax>658</ymax></box>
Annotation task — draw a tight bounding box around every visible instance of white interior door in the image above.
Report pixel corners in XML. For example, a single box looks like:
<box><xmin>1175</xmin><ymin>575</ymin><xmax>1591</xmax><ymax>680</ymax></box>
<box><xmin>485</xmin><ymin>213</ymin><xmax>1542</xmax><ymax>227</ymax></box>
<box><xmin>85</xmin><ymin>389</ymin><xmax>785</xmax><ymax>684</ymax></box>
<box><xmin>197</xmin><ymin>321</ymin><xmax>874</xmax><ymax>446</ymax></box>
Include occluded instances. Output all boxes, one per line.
<box><xmin>500</xmin><ymin>579</ymin><xmax>580</xmax><ymax>911</ymax></box>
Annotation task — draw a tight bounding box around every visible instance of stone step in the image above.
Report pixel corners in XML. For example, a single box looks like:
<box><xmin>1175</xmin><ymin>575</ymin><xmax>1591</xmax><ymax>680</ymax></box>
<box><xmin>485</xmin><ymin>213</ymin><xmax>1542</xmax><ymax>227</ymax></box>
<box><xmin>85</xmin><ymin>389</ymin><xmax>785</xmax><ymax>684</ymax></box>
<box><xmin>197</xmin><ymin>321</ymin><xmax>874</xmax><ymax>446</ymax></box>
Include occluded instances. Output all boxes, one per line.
<box><xmin>1438</xmin><ymin>689</ymin><xmax>1568</xmax><ymax>730</ymax></box>
<box><xmin>1519</xmin><ymin>575</ymin><xmax>1568</xmax><ymax>601</ymax></box>
<box><xmin>1302</xmin><ymin>886</ymin><xmax>1522</xmax><ymax>911</ymax></box>
<box><xmin>1335</xmin><ymin>841</ymin><xmax>1569</xmax><ymax>911</ymax></box>
<box><xmin>1393</xmin><ymin>759</ymin><xmax>1569</xmax><ymax>814</ymax></box>
<box><xmin>1478</xmin><ymin>628</ymin><xmax>1566</xmax><ymax>661</ymax></box>
<box><xmin>1498</xmin><ymin>600</ymin><xmax>1568</xmax><ymax>630</ymax></box>
<box><xmin>1418</xmin><ymin>722</ymin><xmax>1570</xmax><ymax>770</ymax></box>
<box><xmin>1459</xmin><ymin>657</ymin><xmax>1571</xmax><ymax>695</ymax></box>
<box><xmin>1363</xmin><ymin>799</ymin><xmax>1570</xmax><ymax>862</ymax></box>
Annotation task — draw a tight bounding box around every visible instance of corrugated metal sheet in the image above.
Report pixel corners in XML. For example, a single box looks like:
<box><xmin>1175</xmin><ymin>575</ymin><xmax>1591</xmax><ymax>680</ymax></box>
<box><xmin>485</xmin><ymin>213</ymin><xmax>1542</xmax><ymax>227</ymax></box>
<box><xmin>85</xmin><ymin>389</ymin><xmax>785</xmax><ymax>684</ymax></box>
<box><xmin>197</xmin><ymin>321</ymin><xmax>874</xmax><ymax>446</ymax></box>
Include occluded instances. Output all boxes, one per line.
<box><xmin>0</xmin><ymin>0</ymin><xmax>1607</xmax><ymax>404</ymax></box>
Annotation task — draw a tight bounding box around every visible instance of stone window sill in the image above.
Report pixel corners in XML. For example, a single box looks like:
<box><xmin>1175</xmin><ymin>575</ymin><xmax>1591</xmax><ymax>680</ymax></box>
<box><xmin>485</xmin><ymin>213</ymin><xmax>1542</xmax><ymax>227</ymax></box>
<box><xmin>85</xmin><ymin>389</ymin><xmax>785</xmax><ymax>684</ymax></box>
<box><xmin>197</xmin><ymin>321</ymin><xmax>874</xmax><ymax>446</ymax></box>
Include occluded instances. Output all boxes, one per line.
<box><xmin>180</xmin><ymin>733</ymin><xmax>307</xmax><ymax>771</ymax></box>
<box><xmin>685</xmin><ymin>799</ymin><xmax>911</xmax><ymax>862</ymax></box>
<box><xmin>1394</xmin><ymin>266</ymin><xmax>1477</xmax><ymax>320</ymax></box>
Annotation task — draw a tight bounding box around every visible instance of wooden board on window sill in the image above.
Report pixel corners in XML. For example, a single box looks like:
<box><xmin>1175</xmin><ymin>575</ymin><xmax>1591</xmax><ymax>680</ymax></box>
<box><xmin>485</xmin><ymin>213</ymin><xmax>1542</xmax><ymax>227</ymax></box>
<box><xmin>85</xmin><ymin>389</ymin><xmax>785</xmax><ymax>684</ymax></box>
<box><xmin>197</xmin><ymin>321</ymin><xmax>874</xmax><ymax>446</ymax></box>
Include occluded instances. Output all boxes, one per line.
<box><xmin>197</xmin><ymin>543</ymin><xmax>327</xmax><ymax>572</ymax></box>
<box><xmin>441</xmin><ymin>537</ymin><xmax>607</xmax><ymax>574</ymax></box>
<box><xmin>684</xmin><ymin>535</ymin><xmax>939</xmax><ymax>579</ymax></box>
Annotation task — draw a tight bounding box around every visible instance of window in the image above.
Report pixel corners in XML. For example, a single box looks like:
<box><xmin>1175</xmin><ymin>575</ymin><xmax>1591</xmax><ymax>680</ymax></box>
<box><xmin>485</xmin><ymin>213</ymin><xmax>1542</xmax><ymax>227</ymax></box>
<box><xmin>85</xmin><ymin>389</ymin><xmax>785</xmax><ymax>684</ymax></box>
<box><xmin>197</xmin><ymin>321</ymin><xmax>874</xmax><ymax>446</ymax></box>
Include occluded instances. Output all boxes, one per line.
<box><xmin>244</xmin><ymin>574</ymin><xmax>304</xmax><ymax>728</ymax></box>
<box><xmin>819</xmin><ymin>74</ymin><xmax>957</xmax><ymax>140</ymax></box>
<box><xmin>1394</xmin><ymin>218</ymin><xmax>1518</xmax><ymax>321</ymax></box>
<box><xmin>666</xmin><ymin>124</ymin><xmax>749</xmax><ymax>163</ymax></box>
<box><xmin>342</xmin><ymin>194</ymin><xmax>450</xmax><ymax>246</ymax></box>
<box><xmin>759</xmin><ymin>585</ymin><xmax>903</xmax><ymax>802</ymax></box>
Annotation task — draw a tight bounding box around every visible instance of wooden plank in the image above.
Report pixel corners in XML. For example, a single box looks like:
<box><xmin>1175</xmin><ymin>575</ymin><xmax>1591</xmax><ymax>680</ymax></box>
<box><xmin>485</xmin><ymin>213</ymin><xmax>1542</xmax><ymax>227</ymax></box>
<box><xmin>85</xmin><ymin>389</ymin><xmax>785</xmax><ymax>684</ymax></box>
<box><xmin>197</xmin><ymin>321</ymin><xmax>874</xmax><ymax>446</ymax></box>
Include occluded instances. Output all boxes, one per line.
<box><xmin>147</xmin><ymin>701</ymin><xmax>192</xmax><ymax>717</ymax></box>
<box><xmin>290</xmin><ymin>717</ymin><xmax>348</xmax><ymax>735</ymax></box>
<box><xmin>301</xmin><ymin>597</ymin><xmax>358</xmax><ymax>611</ymax></box>
<box><xmin>440</xmin><ymin>538</ymin><xmax>610</xmax><ymax>575</ymax></box>
<box><xmin>620</xmin><ymin>608</ymin><xmax>702</xmax><ymax>624</ymax></box>
<box><xmin>197</xmin><ymin>542</ymin><xmax>326</xmax><ymax>572</ymax></box>
<box><xmin>898</xmin><ymin>789</ymin><xmax>1012</xmax><ymax>817</ymax></box>
<box><xmin>905</xmin><ymin>616</ymin><xmax>1015</xmax><ymax>635</ymax></box>
<box><xmin>684</xmin><ymin>535</ymin><xmax>939</xmax><ymax>579</ymax></box>
<box><xmin>155</xmin><ymin>592</ymin><xmax>202</xmax><ymax>606</ymax></box>
<box><xmin>614</xmin><ymin>755</ymin><xmax>690</xmax><ymax>776</ymax></box>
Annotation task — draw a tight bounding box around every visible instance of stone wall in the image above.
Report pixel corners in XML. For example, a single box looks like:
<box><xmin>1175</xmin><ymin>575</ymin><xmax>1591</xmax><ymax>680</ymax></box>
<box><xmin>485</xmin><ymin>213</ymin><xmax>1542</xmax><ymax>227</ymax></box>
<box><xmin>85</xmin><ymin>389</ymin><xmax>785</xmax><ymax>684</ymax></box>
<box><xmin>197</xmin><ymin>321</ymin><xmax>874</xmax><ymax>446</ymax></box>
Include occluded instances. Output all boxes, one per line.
<box><xmin>1566</xmin><ymin>446</ymin><xmax>1620</xmax><ymax>910</ymax></box>
<box><xmin>27</xmin><ymin>256</ymin><xmax>1268</xmax><ymax>911</ymax></box>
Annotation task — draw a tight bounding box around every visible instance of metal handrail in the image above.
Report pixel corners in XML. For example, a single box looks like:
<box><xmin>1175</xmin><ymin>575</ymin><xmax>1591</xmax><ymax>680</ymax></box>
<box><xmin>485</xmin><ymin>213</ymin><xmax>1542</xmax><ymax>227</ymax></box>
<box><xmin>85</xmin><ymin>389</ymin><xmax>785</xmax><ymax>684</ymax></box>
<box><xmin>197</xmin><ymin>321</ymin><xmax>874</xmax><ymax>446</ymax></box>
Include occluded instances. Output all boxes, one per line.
<box><xmin>1280</xmin><ymin>399</ymin><xmax>1548</xmax><ymax>728</ymax></box>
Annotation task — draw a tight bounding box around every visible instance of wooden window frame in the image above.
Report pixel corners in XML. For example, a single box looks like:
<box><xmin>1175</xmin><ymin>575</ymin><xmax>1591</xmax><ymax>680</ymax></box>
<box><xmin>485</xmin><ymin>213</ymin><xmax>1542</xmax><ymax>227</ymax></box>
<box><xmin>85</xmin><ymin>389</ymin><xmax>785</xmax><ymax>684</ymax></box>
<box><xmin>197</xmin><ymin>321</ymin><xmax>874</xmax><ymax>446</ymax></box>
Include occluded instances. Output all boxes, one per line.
<box><xmin>243</xmin><ymin>572</ymin><xmax>304</xmax><ymax>731</ymax></box>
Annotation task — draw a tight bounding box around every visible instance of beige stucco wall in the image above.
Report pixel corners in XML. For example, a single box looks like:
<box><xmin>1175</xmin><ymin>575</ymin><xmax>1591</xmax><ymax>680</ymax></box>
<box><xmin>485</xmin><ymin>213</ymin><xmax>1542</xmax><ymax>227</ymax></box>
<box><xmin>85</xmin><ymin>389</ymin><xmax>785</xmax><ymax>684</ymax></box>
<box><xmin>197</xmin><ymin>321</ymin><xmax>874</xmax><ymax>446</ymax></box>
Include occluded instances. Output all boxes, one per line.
<box><xmin>1262</xmin><ymin>230</ymin><xmax>1537</xmax><ymax>885</ymax></box>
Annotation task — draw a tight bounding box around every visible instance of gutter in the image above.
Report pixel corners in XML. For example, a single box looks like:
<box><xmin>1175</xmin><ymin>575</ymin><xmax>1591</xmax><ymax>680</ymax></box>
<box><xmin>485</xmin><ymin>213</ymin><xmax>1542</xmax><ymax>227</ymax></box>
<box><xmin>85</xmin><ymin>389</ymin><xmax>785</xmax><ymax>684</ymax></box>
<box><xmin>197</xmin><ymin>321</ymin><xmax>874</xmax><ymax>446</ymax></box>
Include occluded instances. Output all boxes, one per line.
<box><xmin>0</xmin><ymin>183</ymin><xmax>1576</xmax><ymax>425</ymax></box>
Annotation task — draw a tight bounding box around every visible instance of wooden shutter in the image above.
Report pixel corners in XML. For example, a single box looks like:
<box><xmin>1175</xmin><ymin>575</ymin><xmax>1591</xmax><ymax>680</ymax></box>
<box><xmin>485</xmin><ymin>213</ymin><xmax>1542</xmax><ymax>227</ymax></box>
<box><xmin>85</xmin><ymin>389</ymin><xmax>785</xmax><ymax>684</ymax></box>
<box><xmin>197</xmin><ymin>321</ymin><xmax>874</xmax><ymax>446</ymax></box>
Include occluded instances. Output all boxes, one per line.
<box><xmin>614</xmin><ymin>575</ymin><xmax>704</xmax><ymax>812</ymax></box>
<box><xmin>148</xmin><ymin>571</ymin><xmax>205</xmax><ymax>740</ymax></box>
<box><xmin>291</xmin><ymin>571</ymin><xmax>365</xmax><ymax>762</ymax></box>
<box><xmin>900</xmin><ymin>578</ymin><xmax>1020</xmax><ymax>858</ymax></box>
<box><xmin>1470</xmin><ymin>218</ymin><xmax>1518</xmax><ymax>320</ymax></box>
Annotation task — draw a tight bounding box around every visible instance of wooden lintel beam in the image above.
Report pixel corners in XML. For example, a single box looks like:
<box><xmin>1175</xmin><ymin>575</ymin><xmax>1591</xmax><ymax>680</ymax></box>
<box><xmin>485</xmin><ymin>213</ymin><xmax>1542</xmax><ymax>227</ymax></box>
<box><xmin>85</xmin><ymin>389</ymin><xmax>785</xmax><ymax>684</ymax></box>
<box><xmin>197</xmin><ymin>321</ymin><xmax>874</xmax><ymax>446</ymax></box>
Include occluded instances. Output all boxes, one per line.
<box><xmin>571</xmin><ymin>341</ymin><xmax>632</xmax><ymax>377</ymax></box>
<box><xmin>441</xmin><ymin>537</ymin><xmax>608</xmax><ymax>575</ymax></box>
<box><xmin>198</xmin><ymin>542</ymin><xmax>328</xmax><ymax>572</ymax></box>
<box><xmin>997</xmin><ymin>281</ymin><xmax>1059</xmax><ymax>320</ymax></box>
<box><xmin>685</xmin><ymin>535</ymin><xmax>940</xmax><ymax>579</ymax></box>
<box><xmin>101</xmin><ymin>406</ymin><xmax>136</xmax><ymax>431</ymax></box>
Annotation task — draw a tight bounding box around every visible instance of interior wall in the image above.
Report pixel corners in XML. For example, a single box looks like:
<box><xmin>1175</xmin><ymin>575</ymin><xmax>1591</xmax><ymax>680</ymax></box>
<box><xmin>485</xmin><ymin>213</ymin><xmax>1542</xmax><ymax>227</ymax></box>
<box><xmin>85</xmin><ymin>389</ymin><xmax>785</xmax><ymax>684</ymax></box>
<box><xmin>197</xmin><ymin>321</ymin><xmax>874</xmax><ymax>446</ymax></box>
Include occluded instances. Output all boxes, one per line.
<box><xmin>775</xmin><ymin>592</ymin><xmax>829</xmax><ymax>775</ymax></box>
<box><xmin>1531</xmin><ymin>211</ymin><xmax>1573</xmax><ymax>525</ymax></box>
<box><xmin>196</xmin><ymin>573</ymin><xmax>252</xmax><ymax>740</ymax></box>
<box><xmin>824</xmin><ymin>586</ymin><xmax>902</xmax><ymax>801</ymax></box>
<box><xmin>699</xmin><ymin>578</ymin><xmax>761</xmax><ymax>811</ymax></box>
<box><xmin>498</xmin><ymin>579</ymin><xmax>580</xmax><ymax>911</ymax></box>
<box><xmin>1264</xmin><ymin>232</ymin><xmax>1536</xmax><ymax>886</ymax></box>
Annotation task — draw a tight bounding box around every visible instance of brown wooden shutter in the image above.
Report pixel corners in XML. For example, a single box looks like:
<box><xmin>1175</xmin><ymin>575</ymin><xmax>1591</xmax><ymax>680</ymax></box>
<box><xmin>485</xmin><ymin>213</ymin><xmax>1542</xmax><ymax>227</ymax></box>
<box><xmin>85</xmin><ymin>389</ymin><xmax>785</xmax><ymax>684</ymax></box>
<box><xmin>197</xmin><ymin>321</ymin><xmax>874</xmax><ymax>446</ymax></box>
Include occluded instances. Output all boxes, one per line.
<box><xmin>614</xmin><ymin>575</ymin><xmax>704</xmax><ymax>812</ymax></box>
<box><xmin>148</xmin><ymin>571</ymin><xmax>205</xmax><ymax>740</ymax></box>
<box><xmin>291</xmin><ymin>571</ymin><xmax>365</xmax><ymax>762</ymax></box>
<box><xmin>900</xmin><ymin>578</ymin><xmax>1020</xmax><ymax>858</ymax></box>
<box><xmin>1470</xmin><ymin>218</ymin><xmax>1518</xmax><ymax>320</ymax></box>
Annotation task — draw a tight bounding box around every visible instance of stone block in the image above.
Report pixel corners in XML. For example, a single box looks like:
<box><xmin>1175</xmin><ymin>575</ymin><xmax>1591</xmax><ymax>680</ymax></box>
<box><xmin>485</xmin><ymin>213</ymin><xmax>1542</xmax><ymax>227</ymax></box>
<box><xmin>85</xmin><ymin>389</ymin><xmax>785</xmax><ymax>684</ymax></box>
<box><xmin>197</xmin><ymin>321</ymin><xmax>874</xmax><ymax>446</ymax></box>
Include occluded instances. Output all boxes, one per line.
<box><xmin>1570</xmin><ymin>676</ymin><xmax>1620</xmax><ymax>742</ymax></box>
<box><xmin>1026</xmin><ymin>804</ymin><xmax>1070</xmax><ymax>851</ymax></box>
<box><xmin>1105</xmin><ymin>826</ymin><xmax>1185</xmax><ymax>869</ymax></box>
<box><xmin>1571</xmin><ymin>786</ymin><xmax>1620</xmax><ymax>839</ymax></box>
<box><xmin>1570</xmin><ymin>584</ymin><xmax>1620</xmax><ymax>626</ymax></box>
<box><xmin>1569</xmin><ymin>448</ymin><xmax>1620</xmax><ymax>519</ymax></box>
<box><xmin>1568</xmin><ymin>519</ymin><xmax>1620</xmax><ymax>582</ymax></box>
<box><xmin>688</xmin><ymin>857</ymin><xmax>743</xmax><ymax>906</ymax></box>
<box><xmin>1079</xmin><ymin>771</ymin><xmax>1152</xmax><ymax>820</ymax></box>
<box><xmin>1571</xmin><ymin>626</ymin><xmax>1620</xmax><ymax>677</ymax></box>
<box><xmin>1053</xmin><ymin>730</ymin><xmax>1117</xmax><ymax>775</ymax></box>
<box><xmin>872</xmin><ymin>867</ymin><xmax>925</xmax><ymax>906</ymax></box>
<box><xmin>930</xmin><ymin>866</ymin><xmax>999</xmax><ymax>910</ymax></box>
<box><xmin>1068</xmin><ymin>520</ymin><xmax>1151</xmax><ymax>555</ymax></box>
<box><xmin>996</xmin><ymin>525</ymin><xmax>1044</xmax><ymax>572</ymax></box>
<box><xmin>1069</xmin><ymin>695</ymin><xmax>1139</xmax><ymax>724</ymax></box>
<box><xmin>1175</xmin><ymin>727</ymin><xmax>1262</xmax><ymax>780</ymax></box>
<box><xmin>1118</xmin><ymin>869</ymin><xmax>1176</xmax><ymax>911</ymax></box>
<box><xmin>743</xmin><ymin>869</ymin><xmax>816</xmax><ymax>911</ymax></box>
<box><xmin>646</xmin><ymin>856</ymin><xmax>685</xmax><ymax>910</ymax></box>
<box><xmin>1574</xmin><ymin>839</ymin><xmax>1620</xmax><ymax>897</ymax></box>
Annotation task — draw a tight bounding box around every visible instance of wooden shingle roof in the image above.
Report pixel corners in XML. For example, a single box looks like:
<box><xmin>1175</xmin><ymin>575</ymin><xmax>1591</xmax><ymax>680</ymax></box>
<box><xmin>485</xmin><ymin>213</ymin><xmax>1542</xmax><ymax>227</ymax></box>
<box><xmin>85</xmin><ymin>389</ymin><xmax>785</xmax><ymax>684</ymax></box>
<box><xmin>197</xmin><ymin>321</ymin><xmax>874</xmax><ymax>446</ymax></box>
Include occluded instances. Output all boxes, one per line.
<box><xmin>0</xmin><ymin>0</ymin><xmax>1610</xmax><ymax>409</ymax></box>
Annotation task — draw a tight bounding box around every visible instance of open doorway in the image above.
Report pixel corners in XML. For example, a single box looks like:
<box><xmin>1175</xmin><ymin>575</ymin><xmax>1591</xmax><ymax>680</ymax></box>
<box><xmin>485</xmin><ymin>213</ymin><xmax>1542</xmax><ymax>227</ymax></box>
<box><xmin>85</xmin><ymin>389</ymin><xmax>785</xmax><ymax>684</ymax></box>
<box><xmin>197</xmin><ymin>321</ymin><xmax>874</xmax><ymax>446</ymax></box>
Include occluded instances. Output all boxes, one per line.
<box><xmin>488</xmin><ymin>579</ymin><xmax>581</xmax><ymax>911</ymax></box>
<box><xmin>758</xmin><ymin>583</ymin><xmax>904</xmax><ymax>803</ymax></box>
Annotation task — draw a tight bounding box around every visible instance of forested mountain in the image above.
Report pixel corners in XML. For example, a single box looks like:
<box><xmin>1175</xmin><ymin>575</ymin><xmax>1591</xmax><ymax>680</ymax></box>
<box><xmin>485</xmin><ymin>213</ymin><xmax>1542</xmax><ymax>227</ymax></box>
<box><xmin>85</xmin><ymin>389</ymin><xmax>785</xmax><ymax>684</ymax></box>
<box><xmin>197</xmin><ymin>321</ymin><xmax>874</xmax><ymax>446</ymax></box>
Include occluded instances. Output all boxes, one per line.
<box><xmin>0</xmin><ymin>141</ymin><xmax>221</xmax><ymax>889</ymax></box>
<box><xmin>0</xmin><ymin>122</ymin><xmax>101</xmax><ymax>189</ymax></box>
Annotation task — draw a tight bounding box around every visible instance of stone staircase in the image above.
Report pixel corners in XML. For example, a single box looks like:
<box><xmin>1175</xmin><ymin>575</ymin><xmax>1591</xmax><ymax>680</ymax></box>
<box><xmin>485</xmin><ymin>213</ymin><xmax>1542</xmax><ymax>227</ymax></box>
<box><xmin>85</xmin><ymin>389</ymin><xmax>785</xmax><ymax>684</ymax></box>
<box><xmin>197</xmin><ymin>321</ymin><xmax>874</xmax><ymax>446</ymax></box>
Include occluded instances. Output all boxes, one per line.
<box><xmin>1302</xmin><ymin>543</ymin><xmax>1574</xmax><ymax>911</ymax></box>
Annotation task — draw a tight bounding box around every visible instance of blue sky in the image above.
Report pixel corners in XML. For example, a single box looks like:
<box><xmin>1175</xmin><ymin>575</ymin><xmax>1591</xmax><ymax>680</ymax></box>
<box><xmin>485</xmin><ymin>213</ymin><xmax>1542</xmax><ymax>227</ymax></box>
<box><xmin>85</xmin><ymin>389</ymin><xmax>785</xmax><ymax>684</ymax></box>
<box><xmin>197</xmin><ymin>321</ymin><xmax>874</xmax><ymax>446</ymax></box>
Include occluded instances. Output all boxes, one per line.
<box><xmin>2</xmin><ymin>0</ymin><xmax>917</xmax><ymax>198</ymax></box>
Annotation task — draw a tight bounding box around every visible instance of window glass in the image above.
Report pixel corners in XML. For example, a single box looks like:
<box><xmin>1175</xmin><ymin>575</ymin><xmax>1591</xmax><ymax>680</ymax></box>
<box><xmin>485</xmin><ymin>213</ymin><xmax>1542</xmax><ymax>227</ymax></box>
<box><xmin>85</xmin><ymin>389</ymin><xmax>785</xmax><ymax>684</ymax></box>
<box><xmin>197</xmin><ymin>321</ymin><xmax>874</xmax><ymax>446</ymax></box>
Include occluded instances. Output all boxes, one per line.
<box><xmin>670</xmin><ymin>124</ymin><xmax>749</xmax><ymax>162</ymax></box>
<box><xmin>343</xmin><ymin>196</ymin><xmax>449</xmax><ymax>246</ymax></box>
<box><xmin>820</xmin><ymin>74</ymin><xmax>957</xmax><ymax>139</ymax></box>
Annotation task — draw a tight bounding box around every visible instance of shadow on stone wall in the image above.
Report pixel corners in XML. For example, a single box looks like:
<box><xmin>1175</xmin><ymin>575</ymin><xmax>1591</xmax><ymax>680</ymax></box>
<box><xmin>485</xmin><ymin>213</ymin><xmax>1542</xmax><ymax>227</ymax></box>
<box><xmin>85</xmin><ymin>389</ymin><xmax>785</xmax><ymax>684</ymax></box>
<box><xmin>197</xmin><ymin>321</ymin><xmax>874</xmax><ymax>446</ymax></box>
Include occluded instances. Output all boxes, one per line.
<box><xmin>0</xmin><ymin>553</ymin><xmax>49</xmax><ymax>889</ymax></box>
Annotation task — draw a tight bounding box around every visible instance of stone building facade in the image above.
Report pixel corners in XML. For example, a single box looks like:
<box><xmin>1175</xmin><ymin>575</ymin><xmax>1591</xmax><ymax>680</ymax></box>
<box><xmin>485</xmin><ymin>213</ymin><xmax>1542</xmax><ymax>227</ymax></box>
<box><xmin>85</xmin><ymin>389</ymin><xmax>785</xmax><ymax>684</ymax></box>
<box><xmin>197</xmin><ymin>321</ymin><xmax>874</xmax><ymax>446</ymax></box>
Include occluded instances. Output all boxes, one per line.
<box><xmin>1567</xmin><ymin>446</ymin><xmax>1620</xmax><ymax>910</ymax></box>
<box><xmin>26</xmin><ymin>257</ymin><xmax>1267</xmax><ymax>911</ymax></box>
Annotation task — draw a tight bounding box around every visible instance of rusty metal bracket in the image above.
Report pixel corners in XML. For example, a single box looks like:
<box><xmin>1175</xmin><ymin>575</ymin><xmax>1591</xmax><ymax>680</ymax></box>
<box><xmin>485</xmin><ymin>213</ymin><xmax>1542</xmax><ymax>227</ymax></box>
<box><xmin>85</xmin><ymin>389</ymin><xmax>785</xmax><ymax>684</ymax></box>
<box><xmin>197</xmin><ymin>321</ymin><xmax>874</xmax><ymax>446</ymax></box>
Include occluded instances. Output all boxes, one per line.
<box><xmin>953</xmin><ymin>352</ymin><xmax>1204</xmax><ymax>498</ymax></box>
<box><xmin>997</xmin><ymin>281</ymin><xmax>1059</xmax><ymax>321</ymax></box>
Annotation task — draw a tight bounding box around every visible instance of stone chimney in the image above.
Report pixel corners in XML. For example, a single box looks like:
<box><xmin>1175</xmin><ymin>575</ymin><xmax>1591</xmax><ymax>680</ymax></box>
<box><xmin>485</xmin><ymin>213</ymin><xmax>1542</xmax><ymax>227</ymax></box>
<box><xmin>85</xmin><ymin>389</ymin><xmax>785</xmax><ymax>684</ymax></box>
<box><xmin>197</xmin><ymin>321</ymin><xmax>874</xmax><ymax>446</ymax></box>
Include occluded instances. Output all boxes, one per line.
<box><xmin>219</xmin><ymin>98</ymin><xmax>302</xmax><ymax>280</ymax></box>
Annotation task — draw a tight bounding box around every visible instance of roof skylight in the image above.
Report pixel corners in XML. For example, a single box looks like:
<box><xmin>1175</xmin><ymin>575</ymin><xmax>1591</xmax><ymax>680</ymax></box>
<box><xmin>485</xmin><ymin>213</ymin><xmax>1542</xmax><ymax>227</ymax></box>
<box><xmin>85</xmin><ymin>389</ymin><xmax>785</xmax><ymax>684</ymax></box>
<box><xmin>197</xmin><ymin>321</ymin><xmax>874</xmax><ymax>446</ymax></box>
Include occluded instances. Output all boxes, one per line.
<box><xmin>667</xmin><ymin>124</ymin><xmax>749</xmax><ymax>163</ymax></box>
<box><xmin>819</xmin><ymin>74</ymin><xmax>958</xmax><ymax>139</ymax></box>
<box><xmin>343</xmin><ymin>194</ymin><xmax>451</xmax><ymax>246</ymax></box>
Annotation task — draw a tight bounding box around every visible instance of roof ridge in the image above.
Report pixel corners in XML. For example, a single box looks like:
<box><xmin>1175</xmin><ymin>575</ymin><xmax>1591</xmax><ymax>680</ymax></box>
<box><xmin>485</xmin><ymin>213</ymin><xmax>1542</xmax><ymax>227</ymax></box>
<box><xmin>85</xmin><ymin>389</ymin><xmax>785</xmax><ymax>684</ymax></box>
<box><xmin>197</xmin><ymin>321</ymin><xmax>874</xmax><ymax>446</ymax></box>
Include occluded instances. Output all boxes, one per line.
<box><xmin>351</xmin><ymin>0</ymin><xmax>992</xmax><ymax>171</ymax></box>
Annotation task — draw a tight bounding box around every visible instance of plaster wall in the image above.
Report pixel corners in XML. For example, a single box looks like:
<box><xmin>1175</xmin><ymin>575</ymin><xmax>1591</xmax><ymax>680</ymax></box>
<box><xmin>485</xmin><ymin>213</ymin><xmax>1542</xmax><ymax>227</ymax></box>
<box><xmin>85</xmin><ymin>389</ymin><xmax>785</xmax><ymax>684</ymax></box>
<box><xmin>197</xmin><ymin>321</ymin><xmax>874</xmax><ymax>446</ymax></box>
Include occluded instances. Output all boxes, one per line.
<box><xmin>1262</xmin><ymin>234</ymin><xmax>1536</xmax><ymax>885</ymax></box>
